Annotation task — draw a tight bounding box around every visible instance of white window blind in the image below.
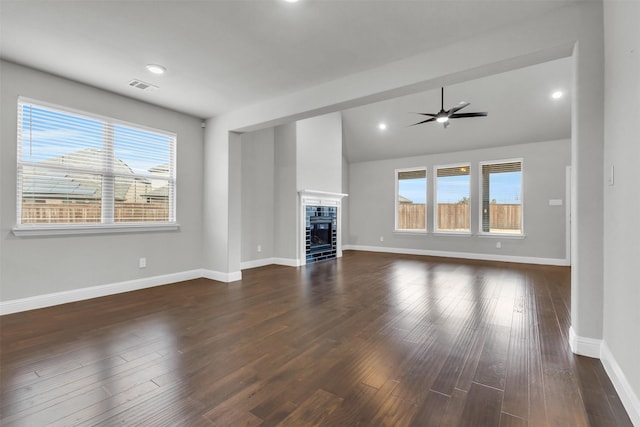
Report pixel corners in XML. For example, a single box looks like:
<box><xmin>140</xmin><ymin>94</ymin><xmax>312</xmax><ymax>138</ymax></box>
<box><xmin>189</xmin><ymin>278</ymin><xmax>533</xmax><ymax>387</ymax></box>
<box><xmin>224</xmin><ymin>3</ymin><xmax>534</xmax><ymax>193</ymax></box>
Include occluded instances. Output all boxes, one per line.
<box><xmin>16</xmin><ymin>97</ymin><xmax>176</xmax><ymax>226</ymax></box>
<box><xmin>435</xmin><ymin>164</ymin><xmax>470</xmax><ymax>232</ymax></box>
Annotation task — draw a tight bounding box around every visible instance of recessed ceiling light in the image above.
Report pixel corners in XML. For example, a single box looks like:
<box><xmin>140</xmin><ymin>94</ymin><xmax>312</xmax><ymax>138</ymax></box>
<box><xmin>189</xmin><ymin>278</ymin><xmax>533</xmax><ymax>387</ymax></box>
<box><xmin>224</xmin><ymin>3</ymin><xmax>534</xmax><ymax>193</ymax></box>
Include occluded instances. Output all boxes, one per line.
<box><xmin>284</xmin><ymin>0</ymin><xmax>299</xmax><ymax>3</ymax></box>
<box><xmin>378</xmin><ymin>123</ymin><xmax>387</xmax><ymax>130</ymax></box>
<box><xmin>146</xmin><ymin>64</ymin><xmax>166</xmax><ymax>75</ymax></box>
<box><xmin>551</xmin><ymin>90</ymin><xmax>564</xmax><ymax>99</ymax></box>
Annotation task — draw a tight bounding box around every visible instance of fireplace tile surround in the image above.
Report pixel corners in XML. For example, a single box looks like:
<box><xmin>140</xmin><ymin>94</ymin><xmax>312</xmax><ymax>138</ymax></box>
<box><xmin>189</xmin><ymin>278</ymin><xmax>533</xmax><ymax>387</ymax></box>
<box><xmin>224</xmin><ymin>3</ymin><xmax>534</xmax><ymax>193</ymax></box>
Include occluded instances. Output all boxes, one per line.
<box><xmin>305</xmin><ymin>205</ymin><xmax>337</xmax><ymax>264</ymax></box>
<box><xmin>299</xmin><ymin>190</ymin><xmax>347</xmax><ymax>265</ymax></box>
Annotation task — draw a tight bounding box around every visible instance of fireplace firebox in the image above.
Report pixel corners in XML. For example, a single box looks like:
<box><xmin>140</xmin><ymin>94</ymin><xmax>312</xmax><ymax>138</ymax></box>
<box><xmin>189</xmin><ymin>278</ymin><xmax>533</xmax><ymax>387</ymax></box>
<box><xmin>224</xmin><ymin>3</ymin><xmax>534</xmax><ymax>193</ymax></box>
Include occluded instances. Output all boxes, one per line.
<box><xmin>309</xmin><ymin>216</ymin><xmax>333</xmax><ymax>253</ymax></box>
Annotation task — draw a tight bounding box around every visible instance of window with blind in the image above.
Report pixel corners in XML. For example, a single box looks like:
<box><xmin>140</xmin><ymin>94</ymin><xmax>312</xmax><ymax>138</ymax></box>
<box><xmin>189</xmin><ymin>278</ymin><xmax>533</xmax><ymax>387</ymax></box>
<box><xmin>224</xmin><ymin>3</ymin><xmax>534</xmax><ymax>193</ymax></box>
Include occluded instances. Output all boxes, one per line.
<box><xmin>480</xmin><ymin>160</ymin><xmax>522</xmax><ymax>235</ymax></box>
<box><xmin>435</xmin><ymin>164</ymin><xmax>470</xmax><ymax>233</ymax></box>
<box><xmin>395</xmin><ymin>168</ymin><xmax>426</xmax><ymax>231</ymax></box>
<box><xmin>16</xmin><ymin>97</ymin><xmax>176</xmax><ymax>228</ymax></box>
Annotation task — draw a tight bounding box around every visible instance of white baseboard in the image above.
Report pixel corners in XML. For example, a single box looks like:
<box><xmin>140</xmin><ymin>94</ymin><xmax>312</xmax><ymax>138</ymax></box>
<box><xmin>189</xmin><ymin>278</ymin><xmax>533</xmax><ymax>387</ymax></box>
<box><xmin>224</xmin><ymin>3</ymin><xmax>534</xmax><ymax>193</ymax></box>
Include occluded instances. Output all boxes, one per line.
<box><xmin>273</xmin><ymin>257</ymin><xmax>301</xmax><ymax>267</ymax></box>
<box><xmin>240</xmin><ymin>257</ymin><xmax>301</xmax><ymax>270</ymax></box>
<box><xmin>569</xmin><ymin>326</ymin><xmax>602</xmax><ymax>358</ymax></box>
<box><xmin>601</xmin><ymin>342</ymin><xmax>640</xmax><ymax>426</ymax></box>
<box><xmin>201</xmin><ymin>269</ymin><xmax>242</xmax><ymax>283</ymax></box>
<box><xmin>0</xmin><ymin>269</ymin><xmax>204</xmax><ymax>315</ymax></box>
<box><xmin>240</xmin><ymin>258</ymin><xmax>276</xmax><ymax>270</ymax></box>
<box><xmin>342</xmin><ymin>244</ymin><xmax>569</xmax><ymax>266</ymax></box>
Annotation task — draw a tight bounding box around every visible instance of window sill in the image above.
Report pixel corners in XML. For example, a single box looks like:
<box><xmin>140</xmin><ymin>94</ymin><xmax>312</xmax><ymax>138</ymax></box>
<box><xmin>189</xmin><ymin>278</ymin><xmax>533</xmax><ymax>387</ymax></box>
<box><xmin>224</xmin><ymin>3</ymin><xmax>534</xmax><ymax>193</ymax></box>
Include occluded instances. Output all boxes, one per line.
<box><xmin>476</xmin><ymin>233</ymin><xmax>525</xmax><ymax>239</ymax></box>
<box><xmin>433</xmin><ymin>231</ymin><xmax>472</xmax><ymax>237</ymax></box>
<box><xmin>393</xmin><ymin>230</ymin><xmax>427</xmax><ymax>235</ymax></box>
<box><xmin>12</xmin><ymin>223</ymin><xmax>180</xmax><ymax>237</ymax></box>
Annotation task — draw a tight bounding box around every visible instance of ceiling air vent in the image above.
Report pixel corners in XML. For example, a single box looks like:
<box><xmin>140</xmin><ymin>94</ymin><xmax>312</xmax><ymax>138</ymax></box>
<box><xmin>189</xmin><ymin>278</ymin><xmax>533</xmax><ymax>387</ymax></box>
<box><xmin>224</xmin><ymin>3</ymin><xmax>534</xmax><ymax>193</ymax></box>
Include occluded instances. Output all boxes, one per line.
<box><xmin>128</xmin><ymin>79</ymin><xmax>158</xmax><ymax>92</ymax></box>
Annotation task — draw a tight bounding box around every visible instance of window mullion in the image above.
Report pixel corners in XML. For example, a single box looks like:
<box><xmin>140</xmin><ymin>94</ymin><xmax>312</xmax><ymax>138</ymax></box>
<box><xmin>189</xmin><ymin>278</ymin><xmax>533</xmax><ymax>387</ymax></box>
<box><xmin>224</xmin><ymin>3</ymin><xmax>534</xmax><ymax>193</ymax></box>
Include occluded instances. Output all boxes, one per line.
<box><xmin>102</xmin><ymin>123</ymin><xmax>115</xmax><ymax>224</ymax></box>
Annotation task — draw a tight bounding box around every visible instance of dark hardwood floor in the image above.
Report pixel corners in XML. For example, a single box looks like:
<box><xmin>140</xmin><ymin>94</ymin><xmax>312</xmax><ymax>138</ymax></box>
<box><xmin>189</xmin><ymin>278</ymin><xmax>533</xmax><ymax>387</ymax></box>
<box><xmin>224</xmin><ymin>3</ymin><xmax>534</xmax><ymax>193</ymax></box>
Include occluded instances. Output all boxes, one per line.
<box><xmin>0</xmin><ymin>251</ymin><xmax>632</xmax><ymax>426</ymax></box>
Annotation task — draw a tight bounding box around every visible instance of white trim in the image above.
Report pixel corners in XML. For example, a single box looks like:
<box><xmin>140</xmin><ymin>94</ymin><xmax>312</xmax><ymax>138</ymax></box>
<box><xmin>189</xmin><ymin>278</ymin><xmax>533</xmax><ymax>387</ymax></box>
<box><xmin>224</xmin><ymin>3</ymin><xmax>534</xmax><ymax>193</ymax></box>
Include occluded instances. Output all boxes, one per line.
<box><xmin>342</xmin><ymin>244</ymin><xmax>569</xmax><ymax>266</ymax></box>
<box><xmin>273</xmin><ymin>257</ymin><xmax>302</xmax><ymax>267</ymax></box>
<box><xmin>476</xmin><ymin>233</ymin><xmax>526</xmax><ymax>239</ymax></box>
<box><xmin>298</xmin><ymin>189</ymin><xmax>348</xmax><ymax>200</ymax></box>
<box><xmin>12</xmin><ymin>223</ymin><xmax>180</xmax><ymax>237</ymax></box>
<box><xmin>601</xmin><ymin>342</ymin><xmax>640</xmax><ymax>426</ymax></box>
<box><xmin>565</xmin><ymin>165</ymin><xmax>571</xmax><ymax>265</ymax></box>
<box><xmin>568</xmin><ymin>326</ymin><xmax>602</xmax><ymax>358</ymax></box>
<box><xmin>241</xmin><ymin>258</ymin><xmax>276</xmax><ymax>270</ymax></box>
<box><xmin>241</xmin><ymin>257</ymin><xmax>301</xmax><ymax>270</ymax></box>
<box><xmin>0</xmin><ymin>269</ymin><xmax>204</xmax><ymax>315</ymax></box>
<box><xmin>201</xmin><ymin>269</ymin><xmax>242</xmax><ymax>283</ymax></box>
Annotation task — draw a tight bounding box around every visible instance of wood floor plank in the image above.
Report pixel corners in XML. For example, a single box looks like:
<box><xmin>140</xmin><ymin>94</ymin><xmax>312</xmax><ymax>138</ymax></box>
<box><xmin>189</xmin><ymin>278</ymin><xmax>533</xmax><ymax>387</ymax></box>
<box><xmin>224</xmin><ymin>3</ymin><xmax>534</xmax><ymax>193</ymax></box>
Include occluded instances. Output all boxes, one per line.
<box><xmin>458</xmin><ymin>382</ymin><xmax>503</xmax><ymax>426</ymax></box>
<box><xmin>0</xmin><ymin>252</ymin><xmax>633</xmax><ymax>427</ymax></box>
<box><xmin>276</xmin><ymin>388</ymin><xmax>343</xmax><ymax>426</ymax></box>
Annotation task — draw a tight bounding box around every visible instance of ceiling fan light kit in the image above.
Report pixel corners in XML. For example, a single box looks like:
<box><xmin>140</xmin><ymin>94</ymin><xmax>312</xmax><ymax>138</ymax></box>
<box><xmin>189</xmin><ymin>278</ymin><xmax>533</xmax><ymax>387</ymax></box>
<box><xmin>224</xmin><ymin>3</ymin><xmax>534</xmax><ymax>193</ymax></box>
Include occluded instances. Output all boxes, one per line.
<box><xmin>411</xmin><ymin>87</ymin><xmax>488</xmax><ymax>128</ymax></box>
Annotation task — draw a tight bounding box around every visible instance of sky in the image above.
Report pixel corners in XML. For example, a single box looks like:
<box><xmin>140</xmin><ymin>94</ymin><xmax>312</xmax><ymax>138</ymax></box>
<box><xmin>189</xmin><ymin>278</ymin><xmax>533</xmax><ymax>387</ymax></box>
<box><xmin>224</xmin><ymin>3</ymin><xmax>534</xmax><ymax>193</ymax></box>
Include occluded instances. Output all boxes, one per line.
<box><xmin>399</xmin><ymin>171</ymin><xmax>522</xmax><ymax>205</ymax></box>
<box><xmin>20</xmin><ymin>104</ymin><xmax>171</xmax><ymax>176</ymax></box>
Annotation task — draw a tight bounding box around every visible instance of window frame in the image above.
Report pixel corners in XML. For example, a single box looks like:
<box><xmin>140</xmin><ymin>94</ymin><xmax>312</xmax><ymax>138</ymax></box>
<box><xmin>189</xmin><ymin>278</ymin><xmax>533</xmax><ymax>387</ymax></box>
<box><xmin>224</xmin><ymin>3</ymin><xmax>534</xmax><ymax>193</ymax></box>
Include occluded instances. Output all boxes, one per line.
<box><xmin>477</xmin><ymin>158</ymin><xmax>524</xmax><ymax>237</ymax></box>
<box><xmin>394</xmin><ymin>166</ymin><xmax>427</xmax><ymax>233</ymax></box>
<box><xmin>433</xmin><ymin>162</ymin><xmax>472</xmax><ymax>235</ymax></box>
<box><xmin>13</xmin><ymin>97</ymin><xmax>178</xmax><ymax>236</ymax></box>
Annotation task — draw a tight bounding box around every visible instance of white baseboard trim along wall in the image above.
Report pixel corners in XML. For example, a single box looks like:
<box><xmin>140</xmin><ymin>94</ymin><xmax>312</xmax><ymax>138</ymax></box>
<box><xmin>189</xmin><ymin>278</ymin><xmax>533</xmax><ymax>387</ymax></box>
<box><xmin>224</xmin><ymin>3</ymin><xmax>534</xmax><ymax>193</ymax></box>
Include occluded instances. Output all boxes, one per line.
<box><xmin>569</xmin><ymin>327</ymin><xmax>640</xmax><ymax>426</ymax></box>
<box><xmin>601</xmin><ymin>343</ymin><xmax>640</xmax><ymax>426</ymax></box>
<box><xmin>0</xmin><ymin>268</ymin><xmax>241</xmax><ymax>316</ymax></box>
<box><xmin>342</xmin><ymin>245</ymin><xmax>569</xmax><ymax>266</ymax></box>
<box><xmin>240</xmin><ymin>257</ymin><xmax>301</xmax><ymax>270</ymax></box>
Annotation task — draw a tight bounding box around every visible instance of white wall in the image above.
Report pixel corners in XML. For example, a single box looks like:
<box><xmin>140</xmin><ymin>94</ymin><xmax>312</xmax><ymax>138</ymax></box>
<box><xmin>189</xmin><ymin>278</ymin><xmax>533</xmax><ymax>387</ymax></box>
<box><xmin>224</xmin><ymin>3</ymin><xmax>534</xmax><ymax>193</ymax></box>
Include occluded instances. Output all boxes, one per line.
<box><xmin>241</xmin><ymin>128</ymin><xmax>275</xmax><ymax>263</ymax></box>
<box><xmin>348</xmin><ymin>139</ymin><xmax>570</xmax><ymax>262</ymax></box>
<box><xmin>0</xmin><ymin>61</ymin><xmax>204</xmax><ymax>301</ymax></box>
<box><xmin>602</xmin><ymin>1</ymin><xmax>640</xmax><ymax>423</ymax></box>
<box><xmin>296</xmin><ymin>112</ymin><xmax>343</xmax><ymax>193</ymax></box>
<box><xmin>342</xmin><ymin>155</ymin><xmax>350</xmax><ymax>246</ymax></box>
<box><xmin>273</xmin><ymin>123</ymin><xmax>298</xmax><ymax>261</ymax></box>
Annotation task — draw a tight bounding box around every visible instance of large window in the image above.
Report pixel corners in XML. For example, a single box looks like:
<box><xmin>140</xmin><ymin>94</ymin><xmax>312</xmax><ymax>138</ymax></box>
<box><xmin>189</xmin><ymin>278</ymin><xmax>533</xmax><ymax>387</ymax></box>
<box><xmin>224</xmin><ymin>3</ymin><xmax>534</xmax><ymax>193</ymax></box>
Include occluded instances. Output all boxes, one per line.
<box><xmin>395</xmin><ymin>168</ymin><xmax>426</xmax><ymax>231</ymax></box>
<box><xmin>435</xmin><ymin>164</ymin><xmax>470</xmax><ymax>233</ymax></box>
<box><xmin>16</xmin><ymin>98</ymin><xmax>176</xmax><ymax>228</ymax></box>
<box><xmin>480</xmin><ymin>160</ymin><xmax>522</xmax><ymax>235</ymax></box>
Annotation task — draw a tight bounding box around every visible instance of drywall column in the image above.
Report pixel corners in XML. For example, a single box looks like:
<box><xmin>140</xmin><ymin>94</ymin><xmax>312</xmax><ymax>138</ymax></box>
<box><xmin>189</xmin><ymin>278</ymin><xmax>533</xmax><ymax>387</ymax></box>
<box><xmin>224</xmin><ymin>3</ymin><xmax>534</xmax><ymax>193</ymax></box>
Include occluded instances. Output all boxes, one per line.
<box><xmin>241</xmin><ymin>129</ymin><xmax>275</xmax><ymax>264</ymax></box>
<box><xmin>202</xmin><ymin>118</ymin><xmax>242</xmax><ymax>281</ymax></box>
<box><xmin>602</xmin><ymin>0</ymin><xmax>640</xmax><ymax>422</ymax></box>
<box><xmin>274</xmin><ymin>123</ymin><xmax>298</xmax><ymax>262</ymax></box>
<box><xmin>296</xmin><ymin>112</ymin><xmax>343</xmax><ymax>193</ymax></box>
<box><xmin>570</xmin><ymin>2</ymin><xmax>605</xmax><ymax>345</ymax></box>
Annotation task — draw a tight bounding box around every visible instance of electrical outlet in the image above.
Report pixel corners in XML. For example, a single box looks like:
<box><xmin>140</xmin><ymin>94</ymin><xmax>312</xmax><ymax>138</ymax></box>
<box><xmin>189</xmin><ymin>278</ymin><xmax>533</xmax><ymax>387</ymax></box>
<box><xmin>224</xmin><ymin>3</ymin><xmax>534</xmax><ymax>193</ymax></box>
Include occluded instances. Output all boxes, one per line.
<box><xmin>496</xmin><ymin>242</ymin><xmax>501</xmax><ymax>249</ymax></box>
<box><xmin>380</xmin><ymin>236</ymin><xmax>384</xmax><ymax>242</ymax></box>
<box><xmin>139</xmin><ymin>257</ymin><xmax>146</xmax><ymax>268</ymax></box>
<box><xmin>257</xmin><ymin>245</ymin><xmax>262</xmax><ymax>253</ymax></box>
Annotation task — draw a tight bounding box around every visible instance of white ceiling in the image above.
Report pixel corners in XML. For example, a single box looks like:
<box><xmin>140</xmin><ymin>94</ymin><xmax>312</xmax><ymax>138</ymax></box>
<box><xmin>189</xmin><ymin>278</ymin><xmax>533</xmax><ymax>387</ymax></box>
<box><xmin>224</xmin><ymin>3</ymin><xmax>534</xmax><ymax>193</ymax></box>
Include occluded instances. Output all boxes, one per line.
<box><xmin>0</xmin><ymin>0</ymin><xmax>577</xmax><ymax>119</ymax></box>
<box><xmin>342</xmin><ymin>57</ymin><xmax>572</xmax><ymax>162</ymax></box>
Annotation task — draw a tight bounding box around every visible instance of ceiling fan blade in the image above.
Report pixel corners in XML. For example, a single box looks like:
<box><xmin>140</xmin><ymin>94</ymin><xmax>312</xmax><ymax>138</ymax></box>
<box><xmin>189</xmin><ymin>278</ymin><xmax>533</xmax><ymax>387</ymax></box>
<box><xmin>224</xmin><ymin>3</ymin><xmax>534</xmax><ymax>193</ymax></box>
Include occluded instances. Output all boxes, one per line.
<box><xmin>449</xmin><ymin>112</ymin><xmax>488</xmax><ymax>118</ymax></box>
<box><xmin>413</xmin><ymin>112</ymin><xmax>438</xmax><ymax>117</ymax></box>
<box><xmin>447</xmin><ymin>101</ymin><xmax>470</xmax><ymax>115</ymax></box>
<box><xmin>409</xmin><ymin>117</ymin><xmax>437</xmax><ymax>126</ymax></box>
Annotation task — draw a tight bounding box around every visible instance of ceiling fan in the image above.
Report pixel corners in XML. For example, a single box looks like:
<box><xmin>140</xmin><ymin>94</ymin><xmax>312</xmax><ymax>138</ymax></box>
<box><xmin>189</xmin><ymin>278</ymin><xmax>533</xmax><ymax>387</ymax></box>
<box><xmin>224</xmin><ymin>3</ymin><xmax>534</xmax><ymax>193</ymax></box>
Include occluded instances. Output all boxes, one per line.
<box><xmin>411</xmin><ymin>87</ymin><xmax>488</xmax><ymax>128</ymax></box>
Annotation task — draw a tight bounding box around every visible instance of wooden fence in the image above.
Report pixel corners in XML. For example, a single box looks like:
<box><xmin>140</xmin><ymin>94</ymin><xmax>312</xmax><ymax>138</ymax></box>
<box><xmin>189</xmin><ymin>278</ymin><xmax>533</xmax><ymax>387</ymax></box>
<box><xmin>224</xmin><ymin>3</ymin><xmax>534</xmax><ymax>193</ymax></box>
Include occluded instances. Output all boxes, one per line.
<box><xmin>398</xmin><ymin>203</ymin><xmax>521</xmax><ymax>231</ymax></box>
<box><xmin>21</xmin><ymin>202</ymin><xmax>169</xmax><ymax>223</ymax></box>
